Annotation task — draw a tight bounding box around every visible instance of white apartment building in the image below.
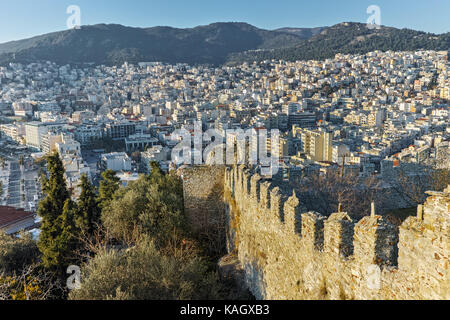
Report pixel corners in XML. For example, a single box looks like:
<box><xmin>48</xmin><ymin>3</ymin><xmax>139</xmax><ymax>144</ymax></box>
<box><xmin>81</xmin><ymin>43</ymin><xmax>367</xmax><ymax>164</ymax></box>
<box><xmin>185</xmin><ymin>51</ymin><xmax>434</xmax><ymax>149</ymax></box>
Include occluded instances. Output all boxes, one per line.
<box><xmin>101</xmin><ymin>152</ymin><xmax>132</xmax><ymax>172</ymax></box>
<box><xmin>75</xmin><ymin>125</ymin><xmax>103</xmax><ymax>146</ymax></box>
<box><xmin>25</xmin><ymin>122</ymin><xmax>65</xmax><ymax>151</ymax></box>
<box><xmin>25</xmin><ymin>122</ymin><xmax>48</xmax><ymax>150</ymax></box>
<box><xmin>332</xmin><ymin>144</ymin><xmax>351</xmax><ymax>164</ymax></box>
<box><xmin>56</xmin><ymin>136</ymin><xmax>81</xmax><ymax>156</ymax></box>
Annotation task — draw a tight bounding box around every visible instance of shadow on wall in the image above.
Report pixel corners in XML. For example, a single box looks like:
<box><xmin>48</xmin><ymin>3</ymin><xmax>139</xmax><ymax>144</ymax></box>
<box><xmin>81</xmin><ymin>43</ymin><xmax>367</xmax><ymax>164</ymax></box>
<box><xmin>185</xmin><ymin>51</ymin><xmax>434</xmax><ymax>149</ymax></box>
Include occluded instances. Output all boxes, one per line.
<box><xmin>179</xmin><ymin>166</ymin><xmax>227</xmax><ymax>259</ymax></box>
<box><xmin>222</xmin><ymin>165</ymin><xmax>449</xmax><ymax>300</ymax></box>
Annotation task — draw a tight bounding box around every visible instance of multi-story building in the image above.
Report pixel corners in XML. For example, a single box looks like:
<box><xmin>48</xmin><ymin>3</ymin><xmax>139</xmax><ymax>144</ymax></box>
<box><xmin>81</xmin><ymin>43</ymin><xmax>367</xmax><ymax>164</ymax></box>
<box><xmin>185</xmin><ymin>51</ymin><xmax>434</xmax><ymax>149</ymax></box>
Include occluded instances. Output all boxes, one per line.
<box><xmin>332</xmin><ymin>144</ymin><xmax>351</xmax><ymax>164</ymax></box>
<box><xmin>125</xmin><ymin>133</ymin><xmax>158</xmax><ymax>152</ymax></box>
<box><xmin>368</xmin><ymin>110</ymin><xmax>384</xmax><ymax>127</ymax></box>
<box><xmin>41</xmin><ymin>132</ymin><xmax>63</xmax><ymax>154</ymax></box>
<box><xmin>25</xmin><ymin>122</ymin><xmax>65</xmax><ymax>151</ymax></box>
<box><xmin>74</xmin><ymin>125</ymin><xmax>103</xmax><ymax>146</ymax></box>
<box><xmin>105</xmin><ymin>121</ymin><xmax>136</xmax><ymax>140</ymax></box>
<box><xmin>301</xmin><ymin>129</ymin><xmax>333</xmax><ymax>162</ymax></box>
<box><xmin>100</xmin><ymin>152</ymin><xmax>132</xmax><ymax>172</ymax></box>
<box><xmin>288</xmin><ymin>112</ymin><xmax>316</xmax><ymax>129</ymax></box>
<box><xmin>141</xmin><ymin>145</ymin><xmax>171</xmax><ymax>173</ymax></box>
<box><xmin>25</xmin><ymin>122</ymin><xmax>48</xmax><ymax>150</ymax></box>
<box><xmin>56</xmin><ymin>135</ymin><xmax>81</xmax><ymax>156</ymax></box>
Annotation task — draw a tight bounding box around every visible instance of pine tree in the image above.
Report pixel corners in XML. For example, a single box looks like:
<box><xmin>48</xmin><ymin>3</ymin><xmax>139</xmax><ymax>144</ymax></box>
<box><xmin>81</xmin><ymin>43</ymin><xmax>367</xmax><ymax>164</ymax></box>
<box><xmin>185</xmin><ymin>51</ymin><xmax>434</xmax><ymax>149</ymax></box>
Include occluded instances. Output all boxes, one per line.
<box><xmin>76</xmin><ymin>174</ymin><xmax>100</xmax><ymax>235</ymax></box>
<box><xmin>39</xmin><ymin>199</ymin><xmax>78</xmax><ymax>272</ymax></box>
<box><xmin>37</xmin><ymin>153</ymin><xmax>70</xmax><ymax>223</ymax></box>
<box><xmin>98</xmin><ymin>169</ymin><xmax>121</xmax><ymax>210</ymax></box>
<box><xmin>37</xmin><ymin>152</ymin><xmax>78</xmax><ymax>272</ymax></box>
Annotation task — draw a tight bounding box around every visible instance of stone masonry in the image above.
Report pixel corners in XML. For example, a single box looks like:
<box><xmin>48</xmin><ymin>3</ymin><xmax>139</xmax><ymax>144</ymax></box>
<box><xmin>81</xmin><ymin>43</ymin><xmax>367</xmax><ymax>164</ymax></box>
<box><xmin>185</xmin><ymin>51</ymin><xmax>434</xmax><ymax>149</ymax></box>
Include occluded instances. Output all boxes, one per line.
<box><xmin>182</xmin><ymin>165</ymin><xmax>449</xmax><ymax>300</ymax></box>
<box><xmin>178</xmin><ymin>165</ymin><xmax>226</xmax><ymax>233</ymax></box>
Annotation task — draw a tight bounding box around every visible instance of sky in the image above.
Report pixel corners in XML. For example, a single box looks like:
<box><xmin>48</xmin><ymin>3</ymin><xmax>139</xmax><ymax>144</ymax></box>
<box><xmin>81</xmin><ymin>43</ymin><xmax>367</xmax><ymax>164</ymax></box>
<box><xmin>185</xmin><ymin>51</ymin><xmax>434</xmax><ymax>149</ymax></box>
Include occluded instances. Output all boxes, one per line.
<box><xmin>0</xmin><ymin>0</ymin><xmax>449</xmax><ymax>43</ymax></box>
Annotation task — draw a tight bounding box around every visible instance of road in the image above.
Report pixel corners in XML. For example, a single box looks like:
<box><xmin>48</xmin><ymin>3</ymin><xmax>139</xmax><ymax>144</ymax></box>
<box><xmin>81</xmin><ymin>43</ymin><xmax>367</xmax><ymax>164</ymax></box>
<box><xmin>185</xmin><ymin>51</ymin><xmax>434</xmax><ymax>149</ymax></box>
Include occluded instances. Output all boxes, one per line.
<box><xmin>4</xmin><ymin>161</ymin><xmax>40</xmax><ymax>210</ymax></box>
<box><xmin>6</xmin><ymin>161</ymin><xmax>21</xmax><ymax>207</ymax></box>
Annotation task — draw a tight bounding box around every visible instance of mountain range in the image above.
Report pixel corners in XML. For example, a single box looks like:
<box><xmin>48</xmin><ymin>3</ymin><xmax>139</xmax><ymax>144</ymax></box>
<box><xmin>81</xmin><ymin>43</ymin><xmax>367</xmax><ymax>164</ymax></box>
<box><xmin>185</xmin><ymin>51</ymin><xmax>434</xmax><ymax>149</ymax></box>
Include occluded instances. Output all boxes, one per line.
<box><xmin>0</xmin><ymin>22</ymin><xmax>448</xmax><ymax>66</ymax></box>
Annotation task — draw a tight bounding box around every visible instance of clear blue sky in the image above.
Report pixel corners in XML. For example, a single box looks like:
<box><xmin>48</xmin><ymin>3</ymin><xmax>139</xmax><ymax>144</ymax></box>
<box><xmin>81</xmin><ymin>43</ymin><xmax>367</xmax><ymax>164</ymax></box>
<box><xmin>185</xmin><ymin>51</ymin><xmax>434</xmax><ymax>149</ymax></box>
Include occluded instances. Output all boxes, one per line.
<box><xmin>0</xmin><ymin>0</ymin><xmax>449</xmax><ymax>43</ymax></box>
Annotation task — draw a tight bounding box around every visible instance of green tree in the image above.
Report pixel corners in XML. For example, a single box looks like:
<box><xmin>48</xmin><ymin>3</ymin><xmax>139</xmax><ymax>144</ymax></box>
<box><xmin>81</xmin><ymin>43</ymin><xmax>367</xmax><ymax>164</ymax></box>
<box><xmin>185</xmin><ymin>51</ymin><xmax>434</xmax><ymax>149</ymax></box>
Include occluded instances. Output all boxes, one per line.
<box><xmin>75</xmin><ymin>174</ymin><xmax>101</xmax><ymax>235</ymax></box>
<box><xmin>39</xmin><ymin>199</ymin><xmax>79</xmax><ymax>272</ymax></box>
<box><xmin>98</xmin><ymin>170</ymin><xmax>121</xmax><ymax>210</ymax></box>
<box><xmin>37</xmin><ymin>152</ymin><xmax>78</xmax><ymax>272</ymax></box>
<box><xmin>149</xmin><ymin>161</ymin><xmax>164</xmax><ymax>176</ymax></box>
<box><xmin>69</xmin><ymin>162</ymin><xmax>248</xmax><ymax>301</ymax></box>
<box><xmin>101</xmin><ymin>164</ymin><xmax>185</xmax><ymax>247</ymax></box>
<box><xmin>0</xmin><ymin>232</ymin><xmax>39</xmax><ymax>274</ymax></box>
<box><xmin>37</xmin><ymin>153</ymin><xmax>70</xmax><ymax>222</ymax></box>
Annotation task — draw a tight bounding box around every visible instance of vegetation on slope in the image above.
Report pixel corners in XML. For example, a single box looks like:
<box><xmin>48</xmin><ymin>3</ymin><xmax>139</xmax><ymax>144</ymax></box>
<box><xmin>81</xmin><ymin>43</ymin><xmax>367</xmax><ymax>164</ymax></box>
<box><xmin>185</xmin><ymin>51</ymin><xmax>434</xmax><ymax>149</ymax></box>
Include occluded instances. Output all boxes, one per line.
<box><xmin>1</xmin><ymin>22</ymin><xmax>447</xmax><ymax>66</ymax></box>
<box><xmin>227</xmin><ymin>22</ymin><xmax>450</xmax><ymax>64</ymax></box>
<box><xmin>0</xmin><ymin>154</ymin><xmax>248</xmax><ymax>300</ymax></box>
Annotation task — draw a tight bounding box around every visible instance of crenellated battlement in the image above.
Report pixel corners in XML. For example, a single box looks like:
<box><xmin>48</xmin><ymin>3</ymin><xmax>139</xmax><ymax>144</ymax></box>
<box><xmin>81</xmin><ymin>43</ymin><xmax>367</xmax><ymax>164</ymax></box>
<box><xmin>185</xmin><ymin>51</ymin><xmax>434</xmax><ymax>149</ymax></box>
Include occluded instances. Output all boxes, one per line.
<box><xmin>324</xmin><ymin>212</ymin><xmax>354</xmax><ymax>257</ymax></box>
<box><xmin>221</xmin><ymin>165</ymin><xmax>450</xmax><ymax>300</ymax></box>
<box><xmin>226</xmin><ymin>166</ymin><xmax>401</xmax><ymax>262</ymax></box>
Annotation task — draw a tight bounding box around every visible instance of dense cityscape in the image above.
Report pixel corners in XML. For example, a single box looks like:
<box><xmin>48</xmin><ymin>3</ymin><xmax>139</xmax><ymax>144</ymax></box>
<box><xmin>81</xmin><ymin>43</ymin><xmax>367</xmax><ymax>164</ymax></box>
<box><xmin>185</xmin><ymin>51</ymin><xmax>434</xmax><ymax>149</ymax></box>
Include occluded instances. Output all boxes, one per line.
<box><xmin>0</xmin><ymin>0</ymin><xmax>448</xmax><ymax>305</ymax></box>
<box><xmin>1</xmin><ymin>50</ymin><xmax>448</xmax><ymax>213</ymax></box>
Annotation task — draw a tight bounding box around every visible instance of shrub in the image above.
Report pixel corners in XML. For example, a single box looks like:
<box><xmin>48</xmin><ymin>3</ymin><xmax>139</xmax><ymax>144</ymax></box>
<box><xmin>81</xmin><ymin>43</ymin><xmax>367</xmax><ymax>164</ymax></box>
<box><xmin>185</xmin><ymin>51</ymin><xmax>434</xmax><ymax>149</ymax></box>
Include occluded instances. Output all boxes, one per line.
<box><xmin>69</xmin><ymin>237</ymin><xmax>223</xmax><ymax>300</ymax></box>
<box><xmin>0</xmin><ymin>232</ymin><xmax>40</xmax><ymax>274</ymax></box>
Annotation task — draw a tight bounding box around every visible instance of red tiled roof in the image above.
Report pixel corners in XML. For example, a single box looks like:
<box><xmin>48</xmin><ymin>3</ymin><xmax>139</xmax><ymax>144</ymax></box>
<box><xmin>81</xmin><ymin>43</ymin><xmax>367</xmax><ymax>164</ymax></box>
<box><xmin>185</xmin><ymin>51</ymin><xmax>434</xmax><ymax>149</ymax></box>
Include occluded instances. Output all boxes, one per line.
<box><xmin>0</xmin><ymin>206</ymin><xmax>34</xmax><ymax>228</ymax></box>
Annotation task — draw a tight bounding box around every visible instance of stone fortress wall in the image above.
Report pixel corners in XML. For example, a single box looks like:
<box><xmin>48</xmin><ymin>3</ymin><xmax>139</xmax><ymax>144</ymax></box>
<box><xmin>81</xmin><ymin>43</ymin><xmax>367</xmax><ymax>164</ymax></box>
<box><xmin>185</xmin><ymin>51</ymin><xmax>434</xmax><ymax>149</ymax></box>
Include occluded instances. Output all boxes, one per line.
<box><xmin>181</xmin><ymin>165</ymin><xmax>449</xmax><ymax>300</ymax></box>
<box><xmin>179</xmin><ymin>165</ymin><xmax>226</xmax><ymax>233</ymax></box>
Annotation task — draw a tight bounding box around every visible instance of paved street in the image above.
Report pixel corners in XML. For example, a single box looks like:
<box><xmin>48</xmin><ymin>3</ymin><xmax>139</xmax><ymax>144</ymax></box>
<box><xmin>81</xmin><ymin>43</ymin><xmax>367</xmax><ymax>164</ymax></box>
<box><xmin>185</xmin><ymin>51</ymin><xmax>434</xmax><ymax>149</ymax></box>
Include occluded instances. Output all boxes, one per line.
<box><xmin>2</xmin><ymin>160</ymin><xmax>40</xmax><ymax>211</ymax></box>
<box><xmin>6</xmin><ymin>161</ymin><xmax>21</xmax><ymax>207</ymax></box>
<box><xmin>23</xmin><ymin>164</ymin><xmax>40</xmax><ymax>211</ymax></box>
<box><xmin>6</xmin><ymin>161</ymin><xmax>23</xmax><ymax>208</ymax></box>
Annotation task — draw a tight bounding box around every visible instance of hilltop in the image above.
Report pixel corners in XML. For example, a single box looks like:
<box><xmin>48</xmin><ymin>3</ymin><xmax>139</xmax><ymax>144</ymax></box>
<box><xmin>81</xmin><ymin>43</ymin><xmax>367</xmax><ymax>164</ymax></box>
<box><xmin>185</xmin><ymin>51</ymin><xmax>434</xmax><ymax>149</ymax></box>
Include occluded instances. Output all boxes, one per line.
<box><xmin>228</xmin><ymin>22</ymin><xmax>450</xmax><ymax>64</ymax></box>
<box><xmin>0</xmin><ymin>22</ymin><xmax>448</xmax><ymax>66</ymax></box>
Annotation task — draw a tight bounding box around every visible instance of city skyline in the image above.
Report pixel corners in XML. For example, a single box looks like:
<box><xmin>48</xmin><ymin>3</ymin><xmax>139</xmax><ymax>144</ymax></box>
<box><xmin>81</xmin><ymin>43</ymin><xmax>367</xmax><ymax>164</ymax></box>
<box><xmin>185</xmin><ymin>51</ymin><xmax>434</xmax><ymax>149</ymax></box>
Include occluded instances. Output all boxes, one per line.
<box><xmin>0</xmin><ymin>0</ymin><xmax>448</xmax><ymax>305</ymax></box>
<box><xmin>0</xmin><ymin>0</ymin><xmax>450</xmax><ymax>43</ymax></box>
